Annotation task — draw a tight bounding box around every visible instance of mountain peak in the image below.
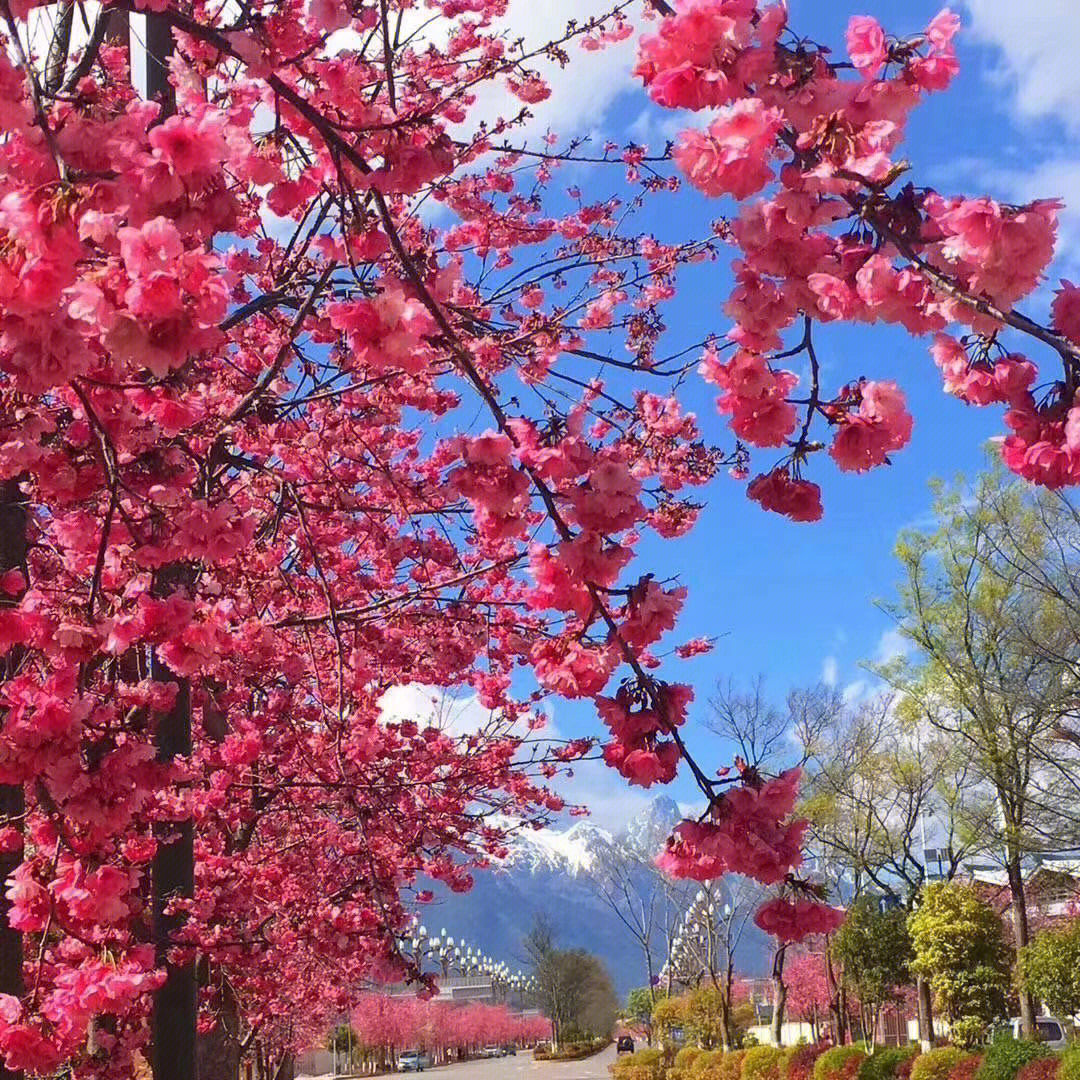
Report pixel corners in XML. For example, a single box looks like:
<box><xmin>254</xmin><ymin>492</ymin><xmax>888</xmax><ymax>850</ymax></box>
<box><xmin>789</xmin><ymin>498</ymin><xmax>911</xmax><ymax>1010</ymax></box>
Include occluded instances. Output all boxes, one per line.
<box><xmin>621</xmin><ymin>795</ymin><xmax>682</xmax><ymax>858</ymax></box>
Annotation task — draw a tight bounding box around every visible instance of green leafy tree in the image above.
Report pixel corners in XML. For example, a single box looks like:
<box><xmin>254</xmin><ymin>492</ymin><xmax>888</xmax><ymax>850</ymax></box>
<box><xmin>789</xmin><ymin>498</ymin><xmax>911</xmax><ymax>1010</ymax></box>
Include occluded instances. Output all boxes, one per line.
<box><xmin>1017</xmin><ymin>918</ymin><xmax>1080</xmax><ymax>1021</ymax></box>
<box><xmin>880</xmin><ymin>469</ymin><xmax>1080</xmax><ymax>1037</ymax></box>
<box><xmin>832</xmin><ymin>895</ymin><xmax>912</xmax><ymax>1048</ymax></box>
<box><xmin>908</xmin><ymin>881</ymin><xmax>1010</xmax><ymax>1044</ymax></box>
<box><xmin>685</xmin><ymin>987</ymin><xmax>727</xmax><ymax>1049</ymax></box>
<box><xmin>627</xmin><ymin>987</ymin><xmax>659</xmax><ymax>1028</ymax></box>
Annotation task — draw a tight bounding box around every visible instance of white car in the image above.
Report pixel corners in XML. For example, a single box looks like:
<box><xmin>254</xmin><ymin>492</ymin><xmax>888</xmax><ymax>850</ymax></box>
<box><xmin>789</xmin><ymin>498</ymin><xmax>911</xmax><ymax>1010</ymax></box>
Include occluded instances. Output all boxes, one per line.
<box><xmin>481</xmin><ymin>1046</ymin><xmax>504</xmax><ymax>1058</ymax></box>
<box><xmin>399</xmin><ymin>1050</ymin><xmax>431</xmax><ymax>1072</ymax></box>
<box><xmin>999</xmin><ymin>1017</ymin><xmax>1068</xmax><ymax>1049</ymax></box>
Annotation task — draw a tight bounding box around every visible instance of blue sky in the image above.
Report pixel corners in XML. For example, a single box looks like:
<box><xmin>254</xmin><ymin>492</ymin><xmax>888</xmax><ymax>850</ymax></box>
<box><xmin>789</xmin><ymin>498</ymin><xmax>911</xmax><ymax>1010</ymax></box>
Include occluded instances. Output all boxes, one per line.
<box><xmin>469</xmin><ymin>0</ymin><xmax>1080</xmax><ymax>831</ymax></box>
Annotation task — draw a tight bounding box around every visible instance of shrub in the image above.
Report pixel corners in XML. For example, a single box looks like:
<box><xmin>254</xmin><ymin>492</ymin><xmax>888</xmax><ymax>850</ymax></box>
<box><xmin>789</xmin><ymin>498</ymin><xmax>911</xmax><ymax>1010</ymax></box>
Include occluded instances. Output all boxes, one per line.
<box><xmin>897</xmin><ymin>1058</ymin><xmax>917</xmax><ymax>1080</ymax></box>
<box><xmin>976</xmin><ymin>1040</ymin><xmax>1052</xmax><ymax>1080</ymax></box>
<box><xmin>786</xmin><ymin>1044</ymin><xmax>828</xmax><ymax>1080</ymax></box>
<box><xmin>861</xmin><ymin>1045</ymin><xmax>920</xmax><ymax>1080</ymax></box>
<box><xmin>713</xmin><ymin>1050</ymin><xmax>749</xmax><ymax>1080</ymax></box>
<box><xmin>1059</xmin><ymin>1049</ymin><xmax>1080</xmax><ymax>1080</ymax></box>
<box><xmin>694</xmin><ymin>1050</ymin><xmax>726</xmax><ymax>1080</ymax></box>
<box><xmin>949</xmin><ymin>1056</ymin><xmax>984</xmax><ymax>1080</ymax></box>
<box><xmin>912</xmin><ymin>1048</ymin><xmax>964</xmax><ymax>1080</ymax></box>
<box><xmin>612</xmin><ymin>1048</ymin><xmax>666</xmax><ymax>1080</ymax></box>
<box><xmin>950</xmin><ymin>1020</ymin><xmax>990</xmax><ymax>1052</ymax></box>
<box><xmin>672</xmin><ymin>1047</ymin><xmax>704</xmax><ymax>1080</ymax></box>
<box><xmin>1015</xmin><ymin>1061</ymin><xmax>1060</xmax><ymax>1080</ymax></box>
<box><xmin>815</xmin><ymin>1047</ymin><xmax>868</xmax><ymax>1080</ymax></box>
<box><xmin>745</xmin><ymin>1047</ymin><xmax>785</xmax><ymax>1080</ymax></box>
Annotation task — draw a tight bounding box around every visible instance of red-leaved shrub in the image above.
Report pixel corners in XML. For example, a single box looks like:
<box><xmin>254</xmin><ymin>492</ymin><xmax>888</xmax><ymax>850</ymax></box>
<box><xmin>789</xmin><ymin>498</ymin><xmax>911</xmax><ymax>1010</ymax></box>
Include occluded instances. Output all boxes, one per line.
<box><xmin>787</xmin><ymin>1045</ymin><xmax>829</xmax><ymax>1080</ymax></box>
<box><xmin>950</xmin><ymin>1056</ymin><xmax>984</xmax><ymax>1080</ymax></box>
<box><xmin>1015</xmin><ymin>1060</ymin><xmax>1060</xmax><ymax>1080</ymax></box>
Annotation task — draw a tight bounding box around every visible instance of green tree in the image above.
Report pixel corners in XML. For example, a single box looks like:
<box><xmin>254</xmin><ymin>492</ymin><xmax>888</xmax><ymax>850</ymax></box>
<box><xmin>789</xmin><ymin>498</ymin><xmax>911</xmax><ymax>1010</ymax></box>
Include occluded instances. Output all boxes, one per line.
<box><xmin>1017</xmin><ymin>918</ymin><xmax>1080</xmax><ymax>1021</ymax></box>
<box><xmin>879</xmin><ymin>469</ymin><xmax>1080</xmax><ymax>1037</ymax></box>
<box><xmin>832</xmin><ymin>895</ymin><xmax>912</xmax><ymax>1048</ymax></box>
<box><xmin>627</xmin><ymin>987</ymin><xmax>658</xmax><ymax>1027</ymax></box>
<box><xmin>907</xmin><ymin>881</ymin><xmax>1010</xmax><ymax>1043</ymax></box>
<box><xmin>651</xmin><ymin>994</ymin><xmax>688</xmax><ymax>1048</ymax></box>
<box><xmin>685</xmin><ymin>987</ymin><xmax>727</xmax><ymax>1049</ymax></box>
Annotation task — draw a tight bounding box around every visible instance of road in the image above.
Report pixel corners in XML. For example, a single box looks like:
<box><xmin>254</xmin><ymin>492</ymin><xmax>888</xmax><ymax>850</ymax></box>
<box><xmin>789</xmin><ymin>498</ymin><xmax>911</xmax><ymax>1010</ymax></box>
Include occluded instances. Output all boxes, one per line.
<box><xmin>300</xmin><ymin>1046</ymin><xmax>617</xmax><ymax>1080</ymax></box>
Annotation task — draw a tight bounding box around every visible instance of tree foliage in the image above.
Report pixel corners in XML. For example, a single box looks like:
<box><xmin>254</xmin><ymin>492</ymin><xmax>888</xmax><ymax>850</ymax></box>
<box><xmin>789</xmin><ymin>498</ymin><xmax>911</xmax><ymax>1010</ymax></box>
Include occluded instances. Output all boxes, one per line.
<box><xmin>1017</xmin><ymin>918</ymin><xmax>1080</xmax><ymax>1022</ymax></box>
<box><xmin>908</xmin><ymin>882</ymin><xmax>1010</xmax><ymax>1032</ymax></box>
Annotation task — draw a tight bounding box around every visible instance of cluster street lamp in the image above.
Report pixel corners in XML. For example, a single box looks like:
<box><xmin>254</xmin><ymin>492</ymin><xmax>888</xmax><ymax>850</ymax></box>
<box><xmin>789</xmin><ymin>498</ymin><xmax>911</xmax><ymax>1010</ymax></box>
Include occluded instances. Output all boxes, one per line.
<box><xmin>659</xmin><ymin>888</ymin><xmax>730</xmax><ymax>991</ymax></box>
<box><xmin>402</xmin><ymin>918</ymin><xmax>536</xmax><ymax>1004</ymax></box>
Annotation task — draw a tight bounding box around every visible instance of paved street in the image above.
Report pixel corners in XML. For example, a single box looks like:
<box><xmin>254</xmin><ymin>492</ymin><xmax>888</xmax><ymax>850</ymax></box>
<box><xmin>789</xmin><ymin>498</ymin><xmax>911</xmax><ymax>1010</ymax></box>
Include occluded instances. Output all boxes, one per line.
<box><xmin>301</xmin><ymin>1046</ymin><xmax>617</xmax><ymax>1080</ymax></box>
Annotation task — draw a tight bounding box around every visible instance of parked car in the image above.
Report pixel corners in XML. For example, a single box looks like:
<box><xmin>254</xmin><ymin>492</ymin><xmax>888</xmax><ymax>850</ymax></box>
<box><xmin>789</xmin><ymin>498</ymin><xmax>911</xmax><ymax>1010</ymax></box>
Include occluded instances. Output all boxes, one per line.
<box><xmin>481</xmin><ymin>1046</ymin><xmax>504</xmax><ymax>1058</ymax></box>
<box><xmin>997</xmin><ymin>1017</ymin><xmax>1068</xmax><ymax>1049</ymax></box>
<box><xmin>616</xmin><ymin>1036</ymin><xmax>635</xmax><ymax>1055</ymax></box>
<box><xmin>399</xmin><ymin>1051</ymin><xmax>431</xmax><ymax>1072</ymax></box>
<box><xmin>501</xmin><ymin>1046</ymin><xmax>517</xmax><ymax>1056</ymax></box>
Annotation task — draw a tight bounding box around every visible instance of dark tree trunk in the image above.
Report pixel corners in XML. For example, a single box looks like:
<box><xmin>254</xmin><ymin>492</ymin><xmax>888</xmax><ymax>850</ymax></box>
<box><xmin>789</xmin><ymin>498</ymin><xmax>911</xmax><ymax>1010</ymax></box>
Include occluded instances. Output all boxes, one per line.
<box><xmin>152</xmin><ymin>651</ymin><xmax>196</xmax><ymax>1080</ymax></box>
<box><xmin>771</xmin><ymin>944</ymin><xmax>788</xmax><ymax>1048</ymax></box>
<box><xmin>1005</xmin><ymin>849</ymin><xmax>1036</xmax><ymax>1038</ymax></box>
<box><xmin>0</xmin><ymin>479</ymin><xmax>26</xmax><ymax>1080</ymax></box>
<box><xmin>916</xmin><ymin>975</ymin><xmax>934</xmax><ymax>1050</ymax></box>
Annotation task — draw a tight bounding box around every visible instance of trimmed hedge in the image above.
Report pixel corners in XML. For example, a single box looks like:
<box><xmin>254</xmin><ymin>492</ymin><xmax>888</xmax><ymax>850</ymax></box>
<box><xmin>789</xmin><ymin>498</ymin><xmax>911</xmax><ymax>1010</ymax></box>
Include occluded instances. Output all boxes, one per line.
<box><xmin>612</xmin><ymin>1048</ymin><xmax>668</xmax><ymax>1080</ymax></box>
<box><xmin>950</xmin><ymin>1057</ymin><xmax>984</xmax><ymax>1080</ymax></box>
<box><xmin>787</xmin><ymin>1044</ymin><xmax>829</xmax><ymax>1080</ymax></box>
<box><xmin>816</xmin><ymin>1048</ymin><xmax>868</xmax><ymax>1080</ymax></box>
<box><xmin>670</xmin><ymin>1048</ymin><xmax>704</xmax><ymax>1080</ymax></box>
<box><xmin>534</xmin><ymin>1037</ymin><xmax>608</xmax><ymax>1061</ymax></box>
<box><xmin>912</xmin><ymin>1049</ymin><xmax>964</xmax><ymax>1080</ymax></box>
<box><xmin>862</xmin><ymin>1046</ymin><xmax>920</xmax><ymax>1080</ymax></box>
<box><xmin>744</xmin><ymin>1047</ymin><xmax>785</xmax><ymax>1080</ymax></box>
<box><xmin>695</xmin><ymin>1050</ymin><xmax>726</xmax><ymax>1080</ymax></box>
<box><xmin>714</xmin><ymin>1049</ymin><xmax>748</xmax><ymax>1080</ymax></box>
<box><xmin>976</xmin><ymin>1041</ymin><xmax>1053</xmax><ymax>1080</ymax></box>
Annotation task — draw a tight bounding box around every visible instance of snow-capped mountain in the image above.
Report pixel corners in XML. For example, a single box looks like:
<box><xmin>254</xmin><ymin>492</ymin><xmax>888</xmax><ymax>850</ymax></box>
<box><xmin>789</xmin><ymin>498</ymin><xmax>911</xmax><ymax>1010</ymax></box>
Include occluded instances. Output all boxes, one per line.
<box><xmin>422</xmin><ymin>796</ymin><xmax>768</xmax><ymax>994</ymax></box>
<box><xmin>499</xmin><ymin>795</ymin><xmax>681</xmax><ymax>876</ymax></box>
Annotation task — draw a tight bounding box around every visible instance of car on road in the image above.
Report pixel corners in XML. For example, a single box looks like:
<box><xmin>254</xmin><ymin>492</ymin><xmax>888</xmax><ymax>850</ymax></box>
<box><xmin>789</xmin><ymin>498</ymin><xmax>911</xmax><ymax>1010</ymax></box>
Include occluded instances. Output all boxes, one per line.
<box><xmin>481</xmin><ymin>1046</ymin><xmax>504</xmax><ymax>1058</ymax></box>
<box><xmin>501</xmin><ymin>1046</ymin><xmax>517</xmax><ymax>1056</ymax></box>
<box><xmin>399</xmin><ymin>1050</ymin><xmax>431</xmax><ymax>1072</ymax></box>
<box><xmin>616</xmin><ymin>1036</ymin><xmax>635</xmax><ymax>1055</ymax></box>
<box><xmin>995</xmin><ymin>1017</ymin><xmax>1068</xmax><ymax>1049</ymax></box>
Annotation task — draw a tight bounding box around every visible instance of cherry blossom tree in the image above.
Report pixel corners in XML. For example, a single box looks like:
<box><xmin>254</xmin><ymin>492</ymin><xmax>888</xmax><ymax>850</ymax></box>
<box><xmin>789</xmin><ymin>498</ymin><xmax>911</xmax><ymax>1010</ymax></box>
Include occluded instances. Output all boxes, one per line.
<box><xmin>1</xmin><ymin>0</ymin><xmax>1079</xmax><ymax>1074</ymax></box>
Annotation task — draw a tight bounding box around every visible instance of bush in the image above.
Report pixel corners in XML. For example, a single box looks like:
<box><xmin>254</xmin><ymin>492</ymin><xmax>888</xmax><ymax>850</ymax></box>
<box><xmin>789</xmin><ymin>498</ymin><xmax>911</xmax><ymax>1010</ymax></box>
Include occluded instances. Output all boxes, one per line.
<box><xmin>912</xmin><ymin>1048</ymin><xmax>964</xmax><ymax>1080</ymax></box>
<box><xmin>815</xmin><ymin>1047</ymin><xmax>868</xmax><ymax>1080</ymax></box>
<box><xmin>861</xmin><ymin>1045</ymin><xmax>920</xmax><ymax>1080</ymax></box>
<box><xmin>714</xmin><ymin>1051</ymin><xmax>749</xmax><ymax>1080</ymax></box>
<box><xmin>694</xmin><ymin>1050</ymin><xmax>726</xmax><ymax>1080</ymax></box>
<box><xmin>977</xmin><ymin>1040</ymin><xmax>1052</xmax><ymax>1080</ymax></box>
<box><xmin>533</xmin><ymin>1037</ymin><xmax>608</xmax><ymax>1061</ymax></box>
<box><xmin>950</xmin><ymin>1020</ymin><xmax>990</xmax><ymax>1052</ymax></box>
<box><xmin>897</xmin><ymin>1058</ymin><xmax>917</xmax><ymax>1080</ymax></box>
<box><xmin>949</xmin><ymin>1056</ymin><xmax>984</xmax><ymax>1080</ymax></box>
<box><xmin>611</xmin><ymin>1048</ymin><xmax>666</xmax><ymax>1080</ymax></box>
<box><xmin>1015</xmin><ymin>1061</ymin><xmax>1060</xmax><ymax>1080</ymax></box>
<box><xmin>786</xmin><ymin>1044</ymin><xmax>828</xmax><ymax>1080</ymax></box>
<box><xmin>1059</xmin><ymin>1049</ymin><xmax>1080</xmax><ymax>1080</ymax></box>
<box><xmin>745</xmin><ymin>1047</ymin><xmax>785</xmax><ymax>1080</ymax></box>
<box><xmin>671</xmin><ymin>1047</ymin><xmax>704</xmax><ymax>1080</ymax></box>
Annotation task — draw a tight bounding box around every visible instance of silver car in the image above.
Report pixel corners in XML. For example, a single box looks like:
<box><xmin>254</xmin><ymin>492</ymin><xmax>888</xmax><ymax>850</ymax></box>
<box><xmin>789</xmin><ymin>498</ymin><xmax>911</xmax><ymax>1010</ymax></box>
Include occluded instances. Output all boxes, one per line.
<box><xmin>399</xmin><ymin>1051</ymin><xmax>431</xmax><ymax>1072</ymax></box>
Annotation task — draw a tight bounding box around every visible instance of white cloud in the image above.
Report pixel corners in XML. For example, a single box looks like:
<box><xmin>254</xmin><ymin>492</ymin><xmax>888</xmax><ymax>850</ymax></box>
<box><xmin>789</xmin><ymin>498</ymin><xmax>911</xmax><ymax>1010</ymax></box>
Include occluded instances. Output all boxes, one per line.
<box><xmin>964</xmin><ymin>0</ymin><xmax>1080</xmax><ymax>134</ymax></box>
<box><xmin>462</xmin><ymin>0</ymin><xmax>643</xmax><ymax>147</ymax></box>
<box><xmin>821</xmin><ymin>655</ymin><xmax>839</xmax><ymax>687</ymax></box>
<box><xmin>874</xmin><ymin>627</ymin><xmax>911</xmax><ymax>667</ymax></box>
<box><xmin>378</xmin><ymin>683</ymin><xmax>652</xmax><ymax>832</ymax></box>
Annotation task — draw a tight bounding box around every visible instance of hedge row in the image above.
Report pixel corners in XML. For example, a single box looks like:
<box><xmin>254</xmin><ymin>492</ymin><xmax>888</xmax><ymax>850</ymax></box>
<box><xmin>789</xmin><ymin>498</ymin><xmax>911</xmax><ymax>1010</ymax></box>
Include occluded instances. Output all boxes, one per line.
<box><xmin>612</xmin><ymin>1041</ymin><xmax>1079</xmax><ymax>1080</ymax></box>
<box><xmin>534</xmin><ymin>1038</ymin><xmax>610</xmax><ymax>1061</ymax></box>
